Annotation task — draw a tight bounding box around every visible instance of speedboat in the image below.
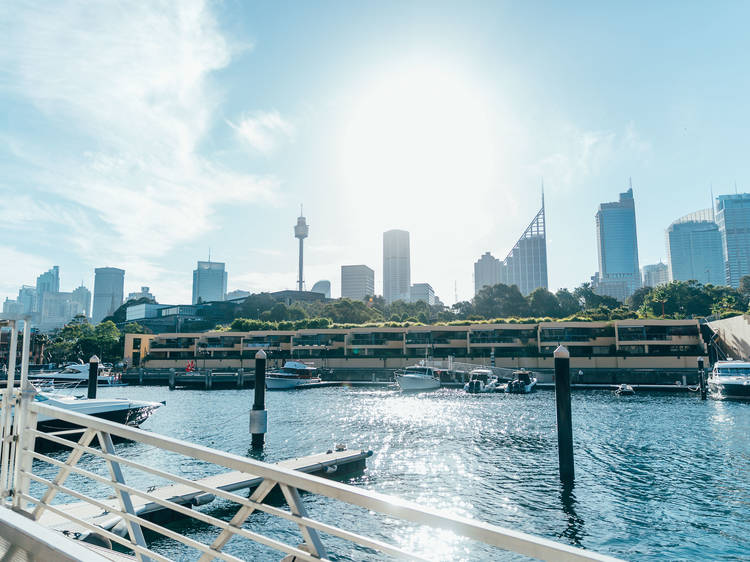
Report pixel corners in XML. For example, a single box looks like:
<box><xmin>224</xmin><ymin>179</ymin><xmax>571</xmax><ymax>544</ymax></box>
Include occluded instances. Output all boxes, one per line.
<box><xmin>266</xmin><ymin>361</ymin><xmax>322</xmax><ymax>390</ymax></box>
<box><xmin>615</xmin><ymin>383</ymin><xmax>635</xmax><ymax>396</ymax></box>
<box><xmin>505</xmin><ymin>370</ymin><xmax>537</xmax><ymax>394</ymax></box>
<box><xmin>27</xmin><ymin>363</ymin><xmax>123</xmax><ymax>386</ymax></box>
<box><xmin>395</xmin><ymin>366</ymin><xmax>441</xmax><ymax>392</ymax></box>
<box><xmin>464</xmin><ymin>369</ymin><xmax>499</xmax><ymax>394</ymax></box>
<box><xmin>708</xmin><ymin>360</ymin><xmax>750</xmax><ymax>400</ymax></box>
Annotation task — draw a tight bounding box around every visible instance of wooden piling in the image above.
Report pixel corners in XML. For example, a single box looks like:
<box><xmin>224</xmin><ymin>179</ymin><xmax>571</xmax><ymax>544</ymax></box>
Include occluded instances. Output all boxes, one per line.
<box><xmin>698</xmin><ymin>357</ymin><xmax>707</xmax><ymax>400</ymax></box>
<box><xmin>87</xmin><ymin>355</ymin><xmax>99</xmax><ymax>399</ymax></box>
<box><xmin>554</xmin><ymin>345</ymin><xmax>574</xmax><ymax>483</ymax></box>
<box><xmin>168</xmin><ymin>369</ymin><xmax>176</xmax><ymax>391</ymax></box>
<box><xmin>250</xmin><ymin>351</ymin><xmax>267</xmax><ymax>449</ymax></box>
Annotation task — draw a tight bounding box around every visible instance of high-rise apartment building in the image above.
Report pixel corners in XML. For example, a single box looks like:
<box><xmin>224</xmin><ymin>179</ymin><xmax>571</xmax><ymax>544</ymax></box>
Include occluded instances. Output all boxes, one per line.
<box><xmin>499</xmin><ymin>201</ymin><xmax>548</xmax><ymax>296</ymax></box>
<box><xmin>192</xmin><ymin>261</ymin><xmax>227</xmax><ymax>304</ymax></box>
<box><xmin>92</xmin><ymin>267</ymin><xmax>125</xmax><ymax>323</ymax></box>
<box><xmin>474</xmin><ymin>252</ymin><xmax>502</xmax><ymax>295</ymax></box>
<box><xmin>127</xmin><ymin>286</ymin><xmax>156</xmax><ymax>302</ymax></box>
<box><xmin>642</xmin><ymin>262</ymin><xmax>669</xmax><ymax>288</ymax></box>
<box><xmin>40</xmin><ymin>292</ymin><xmax>88</xmax><ymax>331</ymax></box>
<box><xmin>71</xmin><ymin>285</ymin><xmax>91</xmax><ymax>318</ymax></box>
<box><xmin>593</xmin><ymin>187</ymin><xmax>641</xmax><ymax>302</ymax></box>
<box><xmin>35</xmin><ymin>266</ymin><xmax>59</xmax><ymax>313</ymax></box>
<box><xmin>716</xmin><ymin>193</ymin><xmax>750</xmax><ymax>288</ymax></box>
<box><xmin>383</xmin><ymin>230</ymin><xmax>411</xmax><ymax>304</ymax></box>
<box><xmin>666</xmin><ymin>209</ymin><xmax>725</xmax><ymax>286</ymax></box>
<box><xmin>341</xmin><ymin>265</ymin><xmax>375</xmax><ymax>301</ymax></box>
<box><xmin>410</xmin><ymin>283</ymin><xmax>435</xmax><ymax>305</ymax></box>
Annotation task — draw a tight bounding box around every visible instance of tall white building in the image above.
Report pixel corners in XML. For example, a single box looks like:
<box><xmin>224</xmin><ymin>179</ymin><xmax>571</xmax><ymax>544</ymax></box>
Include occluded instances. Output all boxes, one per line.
<box><xmin>192</xmin><ymin>261</ymin><xmax>227</xmax><ymax>304</ymax></box>
<box><xmin>410</xmin><ymin>283</ymin><xmax>435</xmax><ymax>305</ymax></box>
<box><xmin>92</xmin><ymin>267</ymin><xmax>125</xmax><ymax>323</ymax></box>
<box><xmin>383</xmin><ymin>230</ymin><xmax>410</xmax><ymax>304</ymax></box>
<box><xmin>641</xmin><ymin>262</ymin><xmax>669</xmax><ymax>288</ymax></box>
<box><xmin>40</xmin><ymin>292</ymin><xmax>88</xmax><ymax>331</ymax></box>
<box><xmin>474</xmin><ymin>252</ymin><xmax>502</xmax><ymax>295</ymax></box>
<box><xmin>716</xmin><ymin>193</ymin><xmax>750</xmax><ymax>287</ymax></box>
<box><xmin>341</xmin><ymin>265</ymin><xmax>375</xmax><ymax>301</ymax></box>
<box><xmin>35</xmin><ymin>266</ymin><xmax>59</xmax><ymax>314</ymax></box>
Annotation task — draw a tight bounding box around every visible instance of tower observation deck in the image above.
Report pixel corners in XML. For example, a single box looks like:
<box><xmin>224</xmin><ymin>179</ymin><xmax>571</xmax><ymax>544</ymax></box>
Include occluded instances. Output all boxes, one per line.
<box><xmin>295</xmin><ymin>208</ymin><xmax>309</xmax><ymax>292</ymax></box>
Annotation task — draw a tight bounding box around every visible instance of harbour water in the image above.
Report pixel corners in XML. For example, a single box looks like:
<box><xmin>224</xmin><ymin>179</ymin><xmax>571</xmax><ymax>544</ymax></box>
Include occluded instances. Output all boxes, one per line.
<box><xmin>43</xmin><ymin>386</ymin><xmax>749</xmax><ymax>560</ymax></box>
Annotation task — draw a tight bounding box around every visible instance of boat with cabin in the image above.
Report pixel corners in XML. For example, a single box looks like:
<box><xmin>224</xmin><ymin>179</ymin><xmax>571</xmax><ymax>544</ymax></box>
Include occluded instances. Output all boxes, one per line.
<box><xmin>505</xmin><ymin>370</ymin><xmax>537</xmax><ymax>394</ymax></box>
<box><xmin>615</xmin><ymin>383</ymin><xmax>635</xmax><ymax>396</ymax></box>
<box><xmin>464</xmin><ymin>369</ymin><xmax>500</xmax><ymax>393</ymax></box>
<box><xmin>266</xmin><ymin>361</ymin><xmax>322</xmax><ymax>390</ymax></box>
<box><xmin>27</xmin><ymin>362</ymin><xmax>122</xmax><ymax>386</ymax></box>
<box><xmin>708</xmin><ymin>360</ymin><xmax>750</xmax><ymax>400</ymax></box>
<box><xmin>395</xmin><ymin>366</ymin><xmax>441</xmax><ymax>392</ymax></box>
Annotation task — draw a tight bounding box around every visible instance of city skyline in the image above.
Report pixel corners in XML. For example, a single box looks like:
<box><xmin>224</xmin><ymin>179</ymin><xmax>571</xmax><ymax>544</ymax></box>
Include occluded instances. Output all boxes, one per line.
<box><xmin>2</xmin><ymin>2</ymin><xmax>750</xmax><ymax>305</ymax></box>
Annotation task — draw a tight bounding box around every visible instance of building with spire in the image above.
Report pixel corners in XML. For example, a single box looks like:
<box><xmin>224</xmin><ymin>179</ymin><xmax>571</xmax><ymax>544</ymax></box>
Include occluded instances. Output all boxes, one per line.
<box><xmin>592</xmin><ymin>185</ymin><xmax>641</xmax><ymax>302</ymax></box>
<box><xmin>498</xmin><ymin>196</ymin><xmax>548</xmax><ymax>296</ymax></box>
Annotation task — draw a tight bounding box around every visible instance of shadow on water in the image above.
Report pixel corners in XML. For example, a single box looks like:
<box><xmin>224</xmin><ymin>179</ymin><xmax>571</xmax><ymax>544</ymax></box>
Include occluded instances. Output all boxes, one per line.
<box><xmin>558</xmin><ymin>481</ymin><xmax>585</xmax><ymax>547</ymax></box>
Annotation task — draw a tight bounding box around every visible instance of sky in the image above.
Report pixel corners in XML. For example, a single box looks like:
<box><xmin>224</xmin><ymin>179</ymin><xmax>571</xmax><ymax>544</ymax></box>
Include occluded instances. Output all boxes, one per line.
<box><xmin>2</xmin><ymin>1</ymin><xmax>750</xmax><ymax>306</ymax></box>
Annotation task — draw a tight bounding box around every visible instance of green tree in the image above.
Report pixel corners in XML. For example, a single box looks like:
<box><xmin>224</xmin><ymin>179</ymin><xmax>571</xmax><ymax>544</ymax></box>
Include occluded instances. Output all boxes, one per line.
<box><xmin>739</xmin><ymin>275</ymin><xmax>750</xmax><ymax>297</ymax></box>
<box><xmin>573</xmin><ymin>283</ymin><xmax>620</xmax><ymax>309</ymax></box>
<box><xmin>528</xmin><ymin>288</ymin><xmax>561</xmax><ymax>317</ymax></box>
<box><xmin>472</xmin><ymin>284</ymin><xmax>529</xmax><ymax>318</ymax></box>
<box><xmin>555</xmin><ymin>289</ymin><xmax>581</xmax><ymax>317</ymax></box>
<box><xmin>321</xmin><ymin>299</ymin><xmax>383</xmax><ymax>324</ymax></box>
<box><xmin>626</xmin><ymin>286</ymin><xmax>652</xmax><ymax>311</ymax></box>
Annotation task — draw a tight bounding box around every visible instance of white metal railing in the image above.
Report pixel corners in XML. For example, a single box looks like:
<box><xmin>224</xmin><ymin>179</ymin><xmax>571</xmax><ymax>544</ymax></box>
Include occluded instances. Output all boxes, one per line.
<box><xmin>0</xmin><ymin>320</ymin><xmax>618</xmax><ymax>561</ymax></box>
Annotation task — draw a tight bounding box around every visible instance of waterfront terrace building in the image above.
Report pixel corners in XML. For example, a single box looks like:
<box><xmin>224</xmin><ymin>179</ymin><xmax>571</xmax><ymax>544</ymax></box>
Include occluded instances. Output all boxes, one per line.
<box><xmin>125</xmin><ymin>319</ymin><xmax>707</xmax><ymax>374</ymax></box>
<box><xmin>341</xmin><ymin>265</ymin><xmax>375</xmax><ymax>301</ymax></box>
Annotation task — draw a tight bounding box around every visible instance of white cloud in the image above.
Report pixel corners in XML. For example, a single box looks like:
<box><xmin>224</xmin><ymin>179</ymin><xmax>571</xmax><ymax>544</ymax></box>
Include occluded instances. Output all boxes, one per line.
<box><xmin>228</xmin><ymin>111</ymin><xmax>296</xmax><ymax>154</ymax></box>
<box><xmin>0</xmin><ymin>1</ymin><xmax>280</xmax><ymax>288</ymax></box>
<box><xmin>0</xmin><ymin>246</ymin><xmax>48</xmax><ymax>297</ymax></box>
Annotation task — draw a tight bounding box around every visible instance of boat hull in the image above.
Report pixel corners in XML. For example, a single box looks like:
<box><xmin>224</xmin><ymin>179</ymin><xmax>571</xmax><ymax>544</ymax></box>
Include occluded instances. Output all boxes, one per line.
<box><xmin>505</xmin><ymin>379</ymin><xmax>537</xmax><ymax>394</ymax></box>
<box><xmin>708</xmin><ymin>381</ymin><xmax>750</xmax><ymax>400</ymax></box>
<box><xmin>266</xmin><ymin>377</ymin><xmax>322</xmax><ymax>390</ymax></box>
<box><xmin>396</xmin><ymin>375</ymin><xmax>440</xmax><ymax>392</ymax></box>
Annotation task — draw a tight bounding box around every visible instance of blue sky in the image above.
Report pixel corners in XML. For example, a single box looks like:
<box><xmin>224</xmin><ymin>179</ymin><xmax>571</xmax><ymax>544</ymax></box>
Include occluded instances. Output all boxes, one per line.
<box><xmin>2</xmin><ymin>1</ymin><xmax>749</xmax><ymax>305</ymax></box>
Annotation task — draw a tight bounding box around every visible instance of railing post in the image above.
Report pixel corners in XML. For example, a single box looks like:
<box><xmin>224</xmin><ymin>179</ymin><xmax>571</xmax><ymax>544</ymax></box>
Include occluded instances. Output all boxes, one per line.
<box><xmin>11</xmin><ymin>385</ymin><xmax>37</xmax><ymax>511</ymax></box>
<box><xmin>0</xmin><ymin>320</ymin><xmax>18</xmax><ymax>499</ymax></box>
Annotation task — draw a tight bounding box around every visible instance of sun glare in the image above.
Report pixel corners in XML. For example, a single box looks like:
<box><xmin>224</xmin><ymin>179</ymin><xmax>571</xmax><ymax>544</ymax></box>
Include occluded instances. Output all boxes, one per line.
<box><xmin>338</xmin><ymin>63</ymin><xmax>498</xmax><ymax>223</ymax></box>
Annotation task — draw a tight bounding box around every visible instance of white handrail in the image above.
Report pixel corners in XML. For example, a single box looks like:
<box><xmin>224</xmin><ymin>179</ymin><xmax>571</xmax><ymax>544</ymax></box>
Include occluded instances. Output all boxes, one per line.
<box><xmin>1</xmin><ymin>393</ymin><xmax>620</xmax><ymax>562</ymax></box>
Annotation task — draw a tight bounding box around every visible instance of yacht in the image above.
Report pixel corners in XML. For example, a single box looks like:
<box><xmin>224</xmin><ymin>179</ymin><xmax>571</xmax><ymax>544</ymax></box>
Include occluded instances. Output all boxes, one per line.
<box><xmin>505</xmin><ymin>370</ymin><xmax>537</xmax><ymax>394</ymax></box>
<box><xmin>395</xmin><ymin>366</ymin><xmax>441</xmax><ymax>392</ymax></box>
<box><xmin>464</xmin><ymin>369</ymin><xmax>500</xmax><ymax>394</ymax></box>
<box><xmin>708</xmin><ymin>360</ymin><xmax>750</xmax><ymax>400</ymax></box>
<box><xmin>27</xmin><ymin>363</ymin><xmax>122</xmax><ymax>386</ymax></box>
<box><xmin>266</xmin><ymin>361</ymin><xmax>322</xmax><ymax>390</ymax></box>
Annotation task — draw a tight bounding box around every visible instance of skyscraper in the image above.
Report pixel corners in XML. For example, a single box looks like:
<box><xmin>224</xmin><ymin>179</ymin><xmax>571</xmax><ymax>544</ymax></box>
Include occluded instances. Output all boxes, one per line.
<box><xmin>410</xmin><ymin>283</ymin><xmax>435</xmax><ymax>305</ymax></box>
<box><xmin>666</xmin><ymin>209</ymin><xmax>725</xmax><ymax>286</ymax></box>
<box><xmin>383</xmin><ymin>230</ymin><xmax>411</xmax><ymax>304</ymax></box>
<box><xmin>92</xmin><ymin>267</ymin><xmax>125</xmax><ymax>323</ymax></box>
<box><xmin>192</xmin><ymin>261</ymin><xmax>227</xmax><ymax>304</ymax></box>
<box><xmin>71</xmin><ymin>285</ymin><xmax>92</xmax><ymax>318</ymax></box>
<box><xmin>716</xmin><ymin>193</ymin><xmax>750</xmax><ymax>288</ymax></box>
<box><xmin>593</xmin><ymin>187</ymin><xmax>641</xmax><ymax>301</ymax></box>
<box><xmin>641</xmin><ymin>262</ymin><xmax>669</xmax><ymax>287</ymax></box>
<box><xmin>35</xmin><ymin>266</ymin><xmax>59</xmax><ymax>313</ymax></box>
<box><xmin>474</xmin><ymin>252</ymin><xmax>501</xmax><ymax>295</ymax></box>
<box><xmin>341</xmin><ymin>265</ymin><xmax>375</xmax><ymax>301</ymax></box>
<box><xmin>499</xmin><ymin>200</ymin><xmax>548</xmax><ymax>296</ymax></box>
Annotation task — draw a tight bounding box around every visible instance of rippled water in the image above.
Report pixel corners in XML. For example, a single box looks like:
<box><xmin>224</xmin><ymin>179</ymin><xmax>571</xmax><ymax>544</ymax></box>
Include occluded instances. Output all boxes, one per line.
<box><xmin>41</xmin><ymin>386</ymin><xmax>749</xmax><ymax>560</ymax></box>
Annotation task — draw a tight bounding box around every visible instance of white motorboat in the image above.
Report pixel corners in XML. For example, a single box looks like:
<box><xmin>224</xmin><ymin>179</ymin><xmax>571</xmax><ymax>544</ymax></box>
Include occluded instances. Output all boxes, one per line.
<box><xmin>395</xmin><ymin>366</ymin><xmax>441</xmax><ymax>392</ymax></box>
<box><xmin>27</xmin><ymin>363</ymin><xmax>122</xmax><ymax>386</ymax></box>
<box><xmin>708</xmin><ymin>360</ymin><xmax>750</xmax><ymax>400</ymax></box>
<box><xmin>615</xmin><ymin>383</ymin><xmax>635</xmax><ymax>396</ymax></box>
<box><xmin>505</xmin><ymin>370</ymin><xmax>537</xmax><ymax>394</ymax></box>
<box><xmin>464</xmin><ymin>369</ymin><xmax>500</xmax><ymax>394</ymax></box>
<box><xmin>266</xmin><ymin>361</ymin><xmax>322</xmax><ymax>390</ymax></box>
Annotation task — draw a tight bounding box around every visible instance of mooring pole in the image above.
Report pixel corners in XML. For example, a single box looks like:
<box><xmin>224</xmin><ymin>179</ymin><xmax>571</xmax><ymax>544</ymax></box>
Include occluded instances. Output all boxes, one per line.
<box><xmin>169</xmin><ymin>368</ymin><xmax>176</xmax><ymax>391</ymax></box>
<box><xmin>554</xmin><ymin>345</ymin><xmax>574</xmax><ymax>483</ymax></box>
<box><xmin>698</xmin><ymin>357</ymin><xmax>707</xmax><ymax>400</ymax></box>
<box><xmin>88</xmin><ymin>355</ymin><xmax>100</xmax><ymax>399</ymax></box>
<box><xmin>250</xmin><ymin>350</ymin><xmax>267</xmax><ymax>449</ymax></box>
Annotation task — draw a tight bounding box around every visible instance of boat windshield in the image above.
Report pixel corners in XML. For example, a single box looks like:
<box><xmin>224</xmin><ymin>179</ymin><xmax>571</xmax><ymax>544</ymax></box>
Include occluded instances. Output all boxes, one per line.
<box><xmin>404</xmin><ymin>367</ymin><xmax>432</xmax><ymax>376</ymax></box>
<box><xmin>716</xmin><ymin>367</ymin><xmax>750</xmax><ymax>376</ymax></box>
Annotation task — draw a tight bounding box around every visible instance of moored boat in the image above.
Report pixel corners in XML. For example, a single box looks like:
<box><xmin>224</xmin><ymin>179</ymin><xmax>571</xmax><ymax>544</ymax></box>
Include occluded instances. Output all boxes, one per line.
<box><xmin>266</xmin><ymin>361</ymin><xmax>322</xmax><ymax>390</ymax></box>
<box><xmin>505</xmin><ymin>370</ymin><xmax>537</xmax><ymax>394</ymax></box>
<box><xmin>708</xmin><ymin>360</ymin><xmax>750</xmax><ymax>400</ymax></box>
<box><xmin>464</xmin><ymin>369</ymin><xmax>499</xmax><ymax>394</ymax></box>
<box><xmin>615</xmin><ymin>383</ymin><xmax>635</xmax><ymax>396</ymax></box>
<box><xmin>395</xmin><ymin>366</ymin><xmax>441</xmax><ymax>392</ymax></box>
<box><xmin>27</xmin><ymin>363</ymin><xmax>123</xmax><ymax>386</ymax></box>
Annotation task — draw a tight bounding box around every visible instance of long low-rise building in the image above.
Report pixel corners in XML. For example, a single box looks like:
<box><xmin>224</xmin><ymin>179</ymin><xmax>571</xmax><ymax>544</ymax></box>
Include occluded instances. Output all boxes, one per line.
<box><xmin>124</xmin><ymin>319</ymin><xmax>707</xmax><ymax>371</ymax></box>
